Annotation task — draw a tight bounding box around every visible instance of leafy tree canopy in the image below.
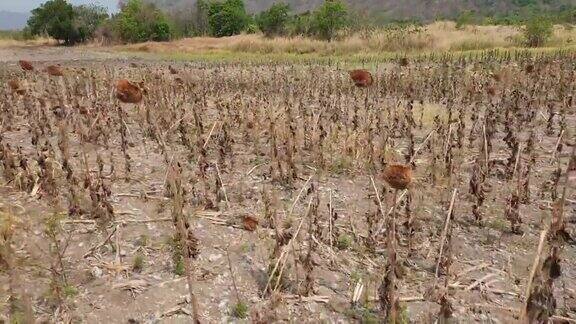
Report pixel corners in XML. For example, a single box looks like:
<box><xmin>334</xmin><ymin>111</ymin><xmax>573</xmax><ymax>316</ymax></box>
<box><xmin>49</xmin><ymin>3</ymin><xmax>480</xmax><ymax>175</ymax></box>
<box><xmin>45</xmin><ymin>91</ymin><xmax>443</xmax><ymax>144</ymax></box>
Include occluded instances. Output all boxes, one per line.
<box><xmin>256</xmin><ymin>2</ymin><xmax>290</xmax><ymax>37</ymax></box>
<box><xmin>208</xmin><ymin>0</ymin><xmax>248</xmax><ymax>37</ymax></box>
<box><xmin>310</xmin><ymin>0</ymin><xmax>348</xmax><ymax>40</ymax></box>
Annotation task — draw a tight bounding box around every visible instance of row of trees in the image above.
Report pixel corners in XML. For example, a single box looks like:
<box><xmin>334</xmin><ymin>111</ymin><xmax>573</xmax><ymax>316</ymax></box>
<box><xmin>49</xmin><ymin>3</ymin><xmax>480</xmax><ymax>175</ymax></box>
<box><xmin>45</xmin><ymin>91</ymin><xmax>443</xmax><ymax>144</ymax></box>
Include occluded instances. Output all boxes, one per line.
<box><xmin>25</xmin><ymin>0</ymin><xmax>570</xmax><ymax>46</ymax></box>
<box><xmin>25</xmin><ymin>0</ymin><xmax>172</xmax><ymax>44</ymax></box>
<box><xmin>198</xmin><ymin>0</ymin><xmax>348</xmax><ymax>40</ymax></box>
<box><xmin>255</xmin><ymin>1</ymin><xmax>348</xmax><ymax>40</ymax></box>
<box><xmin>455</xmin><ymin>9</ymin><xmax>556</xmax><ymax>47</ymax></box>
<box><xmin>456</xmin><ymin>6</ymin><xmax>576</xmax><ymax>27</ymax></box>
<box><xmin>26</xmin><ymin>0</ymin><xmax>350</xmax><ymax>44</ymax></box>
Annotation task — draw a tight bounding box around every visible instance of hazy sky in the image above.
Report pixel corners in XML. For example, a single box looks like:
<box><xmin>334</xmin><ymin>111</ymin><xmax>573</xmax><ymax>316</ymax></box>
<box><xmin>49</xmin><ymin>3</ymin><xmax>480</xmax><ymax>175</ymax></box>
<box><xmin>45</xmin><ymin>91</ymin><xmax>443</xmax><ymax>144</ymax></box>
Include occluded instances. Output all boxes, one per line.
<box><xmin>0</xmin><ymin>0</ymin><xmax>119</xmax><ymax>13</ymax></box>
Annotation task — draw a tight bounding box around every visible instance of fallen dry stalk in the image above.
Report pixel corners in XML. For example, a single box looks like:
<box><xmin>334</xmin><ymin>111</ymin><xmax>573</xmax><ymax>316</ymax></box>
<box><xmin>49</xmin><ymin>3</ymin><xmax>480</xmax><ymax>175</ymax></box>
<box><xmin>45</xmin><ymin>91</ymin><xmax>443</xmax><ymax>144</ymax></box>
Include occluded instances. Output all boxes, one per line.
<box><xmin>226</xmin><ymin>246</ymin><xmax>243</xmax><ymax>307</ymax></box>
<box><xmin>550</xmin><ymin>129</ymin><xmax>564</xmax><ymax>162</ymax></box>
<box><xmin>214</xmin><ymin>162</ymin><xmax>230</xmax><ymax>210</ymax></box>
<box><xmin>483</xmin><ymin>123</ymin><xmax>489</xmax><ymax>171</ymax></box>
<box><xmin>520</xmin><ymin>227</ymin><xmax>549</xmax><ymax>322</ymax></box>
<box><xmin>83</xmin><ymin>226</ymin><xmax>118</xmax><ymax>258</ymax></box>
<box><xmin>264</xmin><ymin>192</ymin><xmax>313</xmax><ymax>295</ymax></box>
<box><xmin>409</xmin><ymin>128</ymin><xmax>436</xmax><ymax>164</ymax></box>
<box><xmin>455</xmin><ymin>262</ymin><xmax>489</xmax><ymax>279</ymax></box>
<box><xmin>369</xmin><ymin>176</ymin><xmax>386</xmax><ymax>241</ymax></box>
<box><xmin>288</xmin><ymin>176</ymin><xmax>313</xmax><ymax>216</ymax></box>
<box><xmin>203</xmin><ymin>121</ymin><xmax>218</xmax><ymax>149</ymax></box>
<box><xmin>272</xmin><ymin>196</ymin><xmax>314</xmax><ymax>293</ymax></box>
<box><xmin>464</xmin><ymin>273</ymin><xmax>498</xmax><ymax>291</ymax></box>
<box><xmin>434</xmin><ymin>188</ymin><xmax>458</xmax><ymax>279</ymax></box>
<box><xmin>374</xmin><ymin>190</ymin><xmax>408</xmax><ymax>236</ymax></box>
<box><xmin>168</xmin><ymin>164</ymin><xmax>201</xmax><ymax>324</ymax></box>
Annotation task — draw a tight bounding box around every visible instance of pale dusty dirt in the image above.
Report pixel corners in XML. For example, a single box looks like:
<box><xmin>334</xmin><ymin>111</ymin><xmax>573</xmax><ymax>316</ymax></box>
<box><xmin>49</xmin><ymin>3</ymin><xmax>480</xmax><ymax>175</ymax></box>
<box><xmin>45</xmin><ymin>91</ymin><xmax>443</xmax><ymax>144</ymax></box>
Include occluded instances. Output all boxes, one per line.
<box><xmin>0</xmin><ymin>45</ymin><xmax>575</xmax><ymax>324</ymax></box>
<box><xmin>0</xmin><ymin>45</ymin><xmax>121</xmax><ymax>63</ymax></box>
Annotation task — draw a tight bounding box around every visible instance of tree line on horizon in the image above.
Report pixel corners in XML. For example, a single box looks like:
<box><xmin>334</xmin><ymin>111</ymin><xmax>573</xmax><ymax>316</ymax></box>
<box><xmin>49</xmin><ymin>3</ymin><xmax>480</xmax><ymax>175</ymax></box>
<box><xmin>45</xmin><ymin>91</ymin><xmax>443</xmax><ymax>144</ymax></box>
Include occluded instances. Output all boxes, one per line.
<box><xmin>18</xmin><ymin>0</ymin><xmax>576</xmax><ymax>47</ymax></box>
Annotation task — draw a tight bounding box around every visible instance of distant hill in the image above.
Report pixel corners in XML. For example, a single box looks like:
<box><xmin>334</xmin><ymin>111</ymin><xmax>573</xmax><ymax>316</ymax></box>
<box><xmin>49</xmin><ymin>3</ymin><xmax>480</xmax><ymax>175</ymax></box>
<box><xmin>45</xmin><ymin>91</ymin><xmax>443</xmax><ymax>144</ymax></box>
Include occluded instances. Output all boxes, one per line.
<box><xmin>0</xmin><ymin>11</ymin><xmax>30</xmax><ymax>30</ymax></box>
<box><xmin>147</xmin><ymin>0</ymin><xmax>576</xmax><ymax>21</ymax></box>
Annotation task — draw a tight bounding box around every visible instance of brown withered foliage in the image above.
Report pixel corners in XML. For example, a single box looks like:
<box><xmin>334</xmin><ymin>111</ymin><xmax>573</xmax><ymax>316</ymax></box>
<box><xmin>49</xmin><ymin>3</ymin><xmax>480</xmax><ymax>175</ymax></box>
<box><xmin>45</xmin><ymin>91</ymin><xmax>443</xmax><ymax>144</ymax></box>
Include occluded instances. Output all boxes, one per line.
<box><xmin>45</xmin><ymin>65</ymin><xmax>64</xmax><ymax>76</ymax></box>
<box><xmin>379</xmin><ymin>164</ymin><xmax>411</xmax><ymax>322</ymax></box>
<box><xmin>167</xmin><ymin>163</ymin><xmax>200</xmax><ymax>260</ymax></box>
<box><xmin>469</xmin><ymin>158</ymin><xmax>486</xmax><ymax>223</ymax></box>
<box><xmin>7</xmin><ymin>80</ymin><xmax>25</xmax><ymax>95</ymax></box>
<box><xmin>491</xmin><ymin>72</ymin><xmax>502</xmax><ymax>82</ymax></box>
<box><xmin>18</xmin><ymin>60</ymin><xmax>34</xmax><ymax>71</ymax></box>
<box><xmin>0</xmin><ymin>51</ymin><xmax>575</xmax><ymax>323</ymax></box>
<box><xmin>302</xmin><ymin>186</ymin><xmax>320</xmax><ymax>296</ymax></box>
<box><xmin>115</xmin><ymin>79</ymin><xmax>143</xmax><ymax>104</ymax></box>
<box><xmin>568</xmin><ymin>154</ymin><xmax>576</xmax><ymax>183</ymax></box>
<box><xmin>242</xmin><ymin>215</ymin><xmax>259</xmax><ymax>232</ymax></box>
<box><xmin>7</xmin><ymin>79</ymin><xmax>20</xmax><ymax>91</ymax></box>
<box><xmin>379</xmin><ymin>237</ymin><xmax>399</xmax><ymax>322</ymax></box>
<box><xmin>348</xmin><ymin>69</ymin><xmax>374</xmax><ymax>87</ymax></box>
<box><xmin>486</xmin><ymin>85</ymin><xmax>497</xmax><ymax>96</ymax></box>
<box><xmin>505</xmin><ymin>192</ymin><xmax>522</xmax><ymax>234</ymax></box>
<box><xmin>400</xmin><ymin>57</ymin><xmax>409</xmax><ymax>66</ymax></box>
<box><xmin>382</xmin><ymin>164</ymin><xmax>413</xmax><ymax>190</ymax></box>
<box><xmin>525</xmin><ymin>147</ymin><xmax>575</xmax><ymax>323</ymax></box>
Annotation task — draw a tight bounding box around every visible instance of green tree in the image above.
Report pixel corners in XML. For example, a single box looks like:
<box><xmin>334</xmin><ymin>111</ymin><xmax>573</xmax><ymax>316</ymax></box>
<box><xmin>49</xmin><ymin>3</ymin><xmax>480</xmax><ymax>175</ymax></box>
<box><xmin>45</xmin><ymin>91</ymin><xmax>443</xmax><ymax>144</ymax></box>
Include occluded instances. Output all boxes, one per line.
<box><xmin>116</xmin><ymin>0</ymin><xmax>172</xmax><ymax>43</ymax></box>
<box><xmin>523</xmin><ymin>15</ymin><xmax>553</xmax><ymax>47</ymax></box>
<box><xmin>27</xmin><ymin>0</ymin><xmax>77</xmax><ymax>44</ymax></box>
<box><xmin>26</xmin><ymin>0</ymin><xmax>107</xmax><ymax>44</ymax></box>
<box><xmin>256</xmin><ymin>3</ymin><xmax>290</xmax><ymax>37</ymax></box>
<box><xmin>194</xmin><ymin>0</ymin><xmax>210</xmax><ymax>35</ymax></box>
<box><xmin>73</xmin><ymin>5</ymin><xmax>109</xmax><ymax>43</ymax></box>
<box><xmin>208</xmin><ymin>0</ymin><xmax>248</xmax><ymax>37</ymax></box>
<box><xmin>310</xmin><ymin>0</ymin><xmax>348</xmax><ymax>40</ymax></box>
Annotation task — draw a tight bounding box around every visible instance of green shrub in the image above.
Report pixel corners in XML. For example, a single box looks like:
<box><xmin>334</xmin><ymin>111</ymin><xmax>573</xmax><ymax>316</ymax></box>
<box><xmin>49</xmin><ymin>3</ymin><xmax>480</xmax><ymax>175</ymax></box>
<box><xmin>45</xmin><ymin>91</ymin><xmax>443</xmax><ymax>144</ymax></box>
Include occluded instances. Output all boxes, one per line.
<box><xmin>132</xmin><ymin>254</ymin><xmax>145</xmax><ymax>272</ymax></box>
<box><xmin>63</xmin><ymin>285</ymin><xmax>78</xmax><ymax>298</ymax></box>
<box><xmin>231</xmin><ymin>301</ymin><xmax>248</xmax><ymax>319</ymax></box>
<box><xmin>245</xmin><ymin>23</ymin><xmax>259</xmax><ymax>34</ymax></box>
<box><xmin>455</xmin><ymin>10</ymin><xmax>476</xmax><ymax>29</ymax></box>
<box><xmin>287</xmin><ymin>11</ymin><xmax>313</xmax><ymax>36</ymax></box>
<box><xmin>523</xmin><ymin>15</ymin><xmax>553</xmax><ymax>47</ymax></box>
<box><xmin>166</xmin><ymin>235</ymin><xmax>185</xmax><ymax>276</ymax></box>
<box><xmin>336</xmin><ymin>234</ymin><xmax>352</xmax><ymax>250</ymax></box>
<box><xmin>116</xmin><ymin>0</ymin><xmax>172</xmax><ymax>43</ymax></box>
<box><xmin>174</xmin><ymin>257</ymin><xmax>185</xmax><ymax>276</ymax></box>
<box><xmin>256</xmin><ymin>3</ymin><xmax>290</xmax><ymax>37</ymax></box>
<box><xmin>344</xmin><ymin>307</ymin><xmax>378</xmax><ymax>323</ymax></box>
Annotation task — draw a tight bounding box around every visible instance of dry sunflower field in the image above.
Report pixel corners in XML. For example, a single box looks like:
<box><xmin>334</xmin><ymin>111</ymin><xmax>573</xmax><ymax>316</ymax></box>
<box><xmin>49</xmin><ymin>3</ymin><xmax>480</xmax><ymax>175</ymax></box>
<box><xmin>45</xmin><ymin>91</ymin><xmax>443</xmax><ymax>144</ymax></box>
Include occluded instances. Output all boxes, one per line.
<box><xmin>0</xmin><ymin>51</ymin><xmax>575</xmax><ymax>324</ymax></box>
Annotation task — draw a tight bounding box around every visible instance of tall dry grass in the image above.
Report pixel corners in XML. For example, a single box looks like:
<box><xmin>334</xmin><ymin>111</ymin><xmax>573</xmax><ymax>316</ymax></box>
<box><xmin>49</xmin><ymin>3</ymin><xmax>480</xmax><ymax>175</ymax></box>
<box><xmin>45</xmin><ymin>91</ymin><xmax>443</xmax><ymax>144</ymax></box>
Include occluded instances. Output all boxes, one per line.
<box><xmin>120</xmin><ymin>21</ymin><xmax>576</xmax><ymax>57</ymax></box>
<box><xmin>0</xmin><ymin>32</ymin><xmax>55</xmax><ymax>48</ymax></box>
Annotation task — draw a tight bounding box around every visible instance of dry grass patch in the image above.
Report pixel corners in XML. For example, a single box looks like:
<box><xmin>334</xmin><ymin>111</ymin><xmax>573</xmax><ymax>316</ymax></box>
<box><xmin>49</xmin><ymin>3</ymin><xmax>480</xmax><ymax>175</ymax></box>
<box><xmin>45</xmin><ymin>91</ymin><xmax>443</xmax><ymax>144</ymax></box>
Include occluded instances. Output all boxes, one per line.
<box><xmin>118</xmin><ymin>21</ymin><xmax>576</xmax><ymax>59</ymax></box>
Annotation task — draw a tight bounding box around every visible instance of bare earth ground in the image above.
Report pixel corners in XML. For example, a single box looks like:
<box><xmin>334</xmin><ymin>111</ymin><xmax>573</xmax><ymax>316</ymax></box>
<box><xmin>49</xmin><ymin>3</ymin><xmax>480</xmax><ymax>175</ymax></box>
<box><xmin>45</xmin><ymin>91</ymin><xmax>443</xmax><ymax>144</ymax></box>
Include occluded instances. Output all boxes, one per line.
<box><xmin>0</xmin><ymin>46</ymin><xmax>575</xmax><ymax>324</ymax></box>
<box><xmin>0</xmin><ymin>45</ymin><xmax>121</xmax><ymax>63</ymax></box>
